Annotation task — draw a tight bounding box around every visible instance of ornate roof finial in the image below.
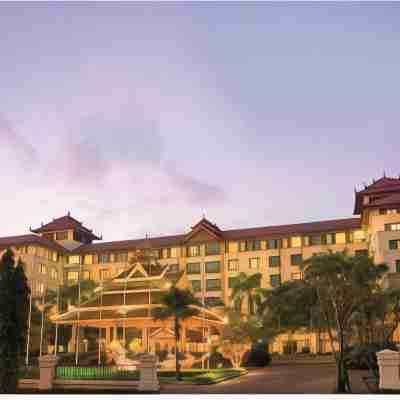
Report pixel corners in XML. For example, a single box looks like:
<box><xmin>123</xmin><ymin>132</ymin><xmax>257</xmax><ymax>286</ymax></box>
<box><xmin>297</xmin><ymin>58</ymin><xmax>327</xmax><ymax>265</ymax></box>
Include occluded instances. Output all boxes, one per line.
<box><xmin>372</xmin><ymin>178</ymin><xmax>376</xmax><ymax>183</ymax></box>
<box><xmin>383</xmin><ymin>170</ymin><xmax>386</xmax><ymax>178</ymax></box>
<box><xmin>67</xmin><ymin>211</ymin><xmax>71</xmax><ymax>216</ymax></box>
<box><xmin>363</xmin><ymin>182</ymin><xmax>367</xmax><ymax>189</ymax></box>
<box><xmin>41</xmin><ymin>221</ymin><xmax>43</xmax><ymax>227</ymax></box>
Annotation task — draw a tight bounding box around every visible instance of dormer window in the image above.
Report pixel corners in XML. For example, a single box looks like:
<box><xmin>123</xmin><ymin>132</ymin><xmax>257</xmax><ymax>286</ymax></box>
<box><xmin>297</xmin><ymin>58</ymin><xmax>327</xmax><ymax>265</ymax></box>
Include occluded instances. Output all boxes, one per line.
<box><xmin>56</xmin><ymin>231</ymin><xmax>68</xmax><ymax>240</ymax></box>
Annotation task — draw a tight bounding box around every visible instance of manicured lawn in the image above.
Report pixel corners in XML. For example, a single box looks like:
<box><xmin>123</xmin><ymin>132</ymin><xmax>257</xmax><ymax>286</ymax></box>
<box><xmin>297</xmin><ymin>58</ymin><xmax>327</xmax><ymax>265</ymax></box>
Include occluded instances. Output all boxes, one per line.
<box><xmin>48</xmin><ymin>366</ymin><xmax>247</xmax><ymax>385</ymax></box>
<box><xmin>159</xmin><ymin>368</ymin><xmax>247</xmax><ymax>384</ymax></box>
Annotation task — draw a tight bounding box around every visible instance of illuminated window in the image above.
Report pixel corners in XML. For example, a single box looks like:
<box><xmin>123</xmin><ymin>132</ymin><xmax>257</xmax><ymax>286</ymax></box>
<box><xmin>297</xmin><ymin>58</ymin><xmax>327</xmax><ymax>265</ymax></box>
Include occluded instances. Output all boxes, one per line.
<box><xmin>290</xmin><ymin>236</ymin><xmax>302</xmax><ymax>248</ymax></box>
<box><xmin>385</xmin><ymin>223</ymin><xmax>400</xmax><ymax>232</ymax></box>
<box><xmin>228</xmin><ymin>242</ymin><xmax>239</xmax><ymax>253</ymax></box>
<box><xmin>228</xmin><ymin>259</ymin><xmax>239</xmax><ymax>272</ymax></box>
<box><xmin>84</xmin><ymin>255</ymin><xmax>93</xmax><ymax>264</ymax></box>
<box><xmin>249</xmin><ymin>257</ymin><xmax>260</xmax><ymax>269</ymax></box>
<box><xmin>335</xmin><ymin>232</ymin><xmax>346</xmax><ymax>244</ymax></box>
<box><xmin>352</xmin><ymin>230</ymin><xmax>366</xmax><ymax>243</ymax></box>
<box><xmin>82</xmin><ymin>270</ymin><xmax>91</xmax><ymax>280</ymax></box>
<box><xmin>39</xmin><ymin>264</ymin><xmax>47</xmax><ymax>274</ymax></box>
<box><xmin>68</xmin><ymin>255</ymin><xmax>81</xmax><ymax>265</ymax></box>
<box><xmin>291</xmin><ymin>272</ymin><xmax>302</xmax><ymax>280</ymax></box>
<box><xmin>100</xmin><ymin>269</ymin><xmax>111</xmax><ymax>280</ymax></box>
<box><xmin>187</xmin><ymin>246</ymin><xmax>200</xmax><ymax>257</ymax></box>
<box><xmin>37</xmin><ymin>282</ymin><xmax>45</xmax><ymax>295</ymax></box>
<box><xmin>67</xmin><ymin>271</ymin><xmax>79</xmax><ymax>282</ymax></box>
<box><xmin>50</xmin><ymin>268</ymin><xmax>58</xmax><ymax>280</ymax></box>
<box><xmin>170</xmin><ymin>247</ymin><xmax>178</xmax><ymax>258</ymax></box>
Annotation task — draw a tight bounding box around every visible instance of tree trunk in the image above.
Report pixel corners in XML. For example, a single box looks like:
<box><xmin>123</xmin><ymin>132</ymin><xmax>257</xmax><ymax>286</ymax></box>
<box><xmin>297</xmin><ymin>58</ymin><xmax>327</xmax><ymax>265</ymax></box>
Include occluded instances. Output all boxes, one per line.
<box><xmin>335</xmin><ymin>331</ymin><xmax>350</xmax><ymax>393</ymax></box>
<box><xmin>174</xmin><ymin>317</ymin><xmax>181</xmax><ymax>381</ymax></box>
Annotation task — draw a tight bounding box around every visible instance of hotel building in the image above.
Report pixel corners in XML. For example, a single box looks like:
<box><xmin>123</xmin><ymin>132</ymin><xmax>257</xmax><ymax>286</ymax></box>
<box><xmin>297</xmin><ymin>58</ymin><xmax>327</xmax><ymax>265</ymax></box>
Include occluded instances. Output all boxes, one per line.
<box><xmin>1</xmin><ymin>176</ymin><xmax>400</xmax><ymax>355</ymax></box>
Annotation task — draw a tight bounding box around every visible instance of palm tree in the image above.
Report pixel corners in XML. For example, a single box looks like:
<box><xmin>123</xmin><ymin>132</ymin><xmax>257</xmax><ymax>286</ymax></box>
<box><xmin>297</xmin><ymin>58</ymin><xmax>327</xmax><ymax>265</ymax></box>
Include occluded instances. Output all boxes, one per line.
<box><xmin>231</xmin><ymin>272</ymin><xmax>262</xmax><ymax>316</ymax></box>
<box><xmin>152</xmin><ymin>286</ymin><xmax>201</xmax><ymax>381</ymax></box>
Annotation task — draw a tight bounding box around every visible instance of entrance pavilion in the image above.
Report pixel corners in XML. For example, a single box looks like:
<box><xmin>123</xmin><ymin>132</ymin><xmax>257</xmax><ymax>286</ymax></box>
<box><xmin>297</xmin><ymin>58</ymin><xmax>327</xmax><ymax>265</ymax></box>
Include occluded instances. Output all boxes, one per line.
<box><xmin>51</xmin><ymin>261</ymin><xmax>226</xmax><ymax>366</ymax></box>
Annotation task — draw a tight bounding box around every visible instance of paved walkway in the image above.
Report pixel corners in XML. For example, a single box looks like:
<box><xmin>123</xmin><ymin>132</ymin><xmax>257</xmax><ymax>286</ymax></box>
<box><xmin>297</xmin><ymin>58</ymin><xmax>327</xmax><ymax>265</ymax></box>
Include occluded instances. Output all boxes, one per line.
<box><xmin>161</xmin><ymin>365</ymin><xmax>369</xmax><ymax>394</ymax></box>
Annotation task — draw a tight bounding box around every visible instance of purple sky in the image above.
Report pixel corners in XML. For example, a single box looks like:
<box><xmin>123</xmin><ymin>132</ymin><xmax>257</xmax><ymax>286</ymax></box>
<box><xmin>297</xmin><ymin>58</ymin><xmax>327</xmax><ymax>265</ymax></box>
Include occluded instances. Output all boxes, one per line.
<box><xmin>0</xmin><ymin>2</ymin><xmax>399</xmax><ymax>241</ymax></box>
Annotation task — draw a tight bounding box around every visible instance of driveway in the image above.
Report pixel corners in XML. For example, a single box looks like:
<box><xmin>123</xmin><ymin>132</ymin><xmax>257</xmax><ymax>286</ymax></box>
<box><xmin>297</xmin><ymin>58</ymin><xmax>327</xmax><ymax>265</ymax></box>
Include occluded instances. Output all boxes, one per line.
<box><xmin>161</xmin><ymin>365</ymin><xmax>369</xmax><ymax>394</ymax></box>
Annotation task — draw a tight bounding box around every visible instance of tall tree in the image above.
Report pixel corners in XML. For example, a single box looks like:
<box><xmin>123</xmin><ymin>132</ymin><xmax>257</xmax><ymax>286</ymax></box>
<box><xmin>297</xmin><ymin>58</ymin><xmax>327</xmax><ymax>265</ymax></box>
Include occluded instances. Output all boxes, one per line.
<box><xmin>231</xmin><ymin>273</ymin><xmax>262</xmax><ymax>316</ymax></box>
<box><xmin>302</xmin><ymin>252</ymin><xmax>388</xmax><ymax>393</ymax></box>
<box><xmin>0</xmin><ymin>250</ymin><xmax>29</xmax><ymax>393</ymax></box>
<box><xmin>152</xmin><ymin>286</ymin><xmax>200</xmax><ymax>381</ymax></box>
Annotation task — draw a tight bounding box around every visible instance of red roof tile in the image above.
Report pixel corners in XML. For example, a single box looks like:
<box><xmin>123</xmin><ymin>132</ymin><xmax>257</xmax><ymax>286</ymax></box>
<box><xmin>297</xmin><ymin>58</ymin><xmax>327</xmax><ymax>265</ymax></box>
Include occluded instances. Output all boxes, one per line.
<box><xmin>73</xmin><ymin>217</ymin><xmax>361</xmax><ymax>253</ymax></box>
<box><xmin>31</xmin><ymin>214</ymin><xmax>101</xmax><ymax>240</ymax></box>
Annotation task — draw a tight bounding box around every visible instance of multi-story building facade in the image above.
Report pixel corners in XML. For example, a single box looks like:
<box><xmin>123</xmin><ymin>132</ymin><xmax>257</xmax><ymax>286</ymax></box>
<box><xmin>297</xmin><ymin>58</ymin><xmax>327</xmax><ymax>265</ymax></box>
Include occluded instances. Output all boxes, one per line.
<box><xmin>1</xmin><ymin>176</ymin><xmax>400</xmax><ymax>354</ymax></box>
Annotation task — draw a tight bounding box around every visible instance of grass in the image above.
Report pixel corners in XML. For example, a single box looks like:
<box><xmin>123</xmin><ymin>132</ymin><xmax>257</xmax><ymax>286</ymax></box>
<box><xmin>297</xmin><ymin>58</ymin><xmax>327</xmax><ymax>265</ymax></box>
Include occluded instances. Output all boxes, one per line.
<box><xmin>52</xmin><ymin>366</ymin><xmax>246</xmax><ymax>385</ymax></box>
<box><xmin>159</xmin><ymin>368</ymin><xmax>247</xmax><ymax>384</ymax></box>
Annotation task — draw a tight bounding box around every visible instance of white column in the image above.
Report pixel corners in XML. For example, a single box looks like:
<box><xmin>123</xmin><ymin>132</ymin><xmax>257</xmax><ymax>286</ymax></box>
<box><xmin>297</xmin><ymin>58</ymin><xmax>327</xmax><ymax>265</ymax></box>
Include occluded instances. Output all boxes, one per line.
<box><xmin>377</xmin><ymin>349</ymin><xmax>400</xmax><ymax>390</ymax></box>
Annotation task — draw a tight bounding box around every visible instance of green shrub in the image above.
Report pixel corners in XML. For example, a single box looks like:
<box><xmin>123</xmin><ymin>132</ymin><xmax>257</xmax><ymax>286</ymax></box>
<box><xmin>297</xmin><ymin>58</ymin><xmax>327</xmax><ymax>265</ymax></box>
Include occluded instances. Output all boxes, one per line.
<box><xmin>243</xmin><ymin>342</ymin><xmax>271</xmax><ymax>367</ymax></box>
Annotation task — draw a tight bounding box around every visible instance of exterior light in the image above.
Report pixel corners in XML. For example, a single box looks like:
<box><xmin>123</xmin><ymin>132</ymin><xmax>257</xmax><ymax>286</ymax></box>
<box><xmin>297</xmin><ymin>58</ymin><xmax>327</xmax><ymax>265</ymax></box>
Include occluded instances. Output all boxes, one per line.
<box><xmin>222</xmin><ymin>316</ymin><xmax>229</xmax><ymax>324</ymax></box>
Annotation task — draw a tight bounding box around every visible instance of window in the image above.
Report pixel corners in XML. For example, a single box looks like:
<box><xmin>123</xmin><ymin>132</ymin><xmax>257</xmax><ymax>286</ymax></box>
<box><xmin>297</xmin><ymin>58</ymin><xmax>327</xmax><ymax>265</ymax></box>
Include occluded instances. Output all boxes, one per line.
<box><xmin>52</xmin><ymin>252</ymin><xmax>58</xmax><ymax>262</ymax></box>
<box><xmin>228</xmin><ymin>276</ymin><xmax>238</xmax><ymax>288</ymax></box>
<box><xmin>187</xmin><ymin>245</ymin><xmax>200</xmax><ymax>257</ymax></box>
<box><xmin>186</xmin><ymin>263</ymin><xmax>201</xmax><ymax>274</ymax></box>
<box><xmin>291</xmin><ymin>254</ymin><xmax>302</xmax><ymax>266</ymax></box>
<box><xmin>84</xmin><ymin>255</ymin><xmax>93</xmax><ymax>265</ymax></box>
<box><xmin>56</xmin><ymin>231</ymin><xmax>68</xmax><ymax>240</ymax></box>
<box><xmin>270</xmin><ymin>274</ymin><xmax>281</xmax><ymax>287</ymax></box>
<box><xmin>269</xmin><ymin>256</ymin><xmax>281</xmax><ymax>268</ymax></box>
<box><xmin>67</xmin><ymin>271</ymin><xmax>79</xmax><ymax>282</ymax></box>
<box><xmin>191</xmin><ymin>280</ymin><xmax>202</xmax><ymax>292</ymax></box>
<box><xmin>249</xmin><ymin>257</ymin><xmax>260</xmax><ymax>269</ymax></box>
<box><xmin>335</xmin><ymin>232</ymin><xmax>346</xmax><ymax>244</ymax></box>
<box><xmin>43</xmin><ymin>232</ymin><xmax>54</xmax><ymax>241</ymax></box>
<box><xmin>267</xmin><ymin>239</ymin><xmax>281</xmax><ymax>249</ymax></box>
<box><xmin>169</xmin><ymin>247</ymin><xmax>177</xmax><ymax>258</ymax></box>
<box><xmin>228</xmin><ymin>241</ymin><xmax>239</xmax><ymax>253</ymax></box>
<box><xmin>161</xmin><ymin>248</ymin><xmax>171</xmax><ymax>258</ymax></box>
<box><xmin>115</xmin><ymin>252</ymin><xmax>128</xmax><ymax>263</ymax></box>
<box><xmin>239</xmin><ymin>241</ymin><xmax>247</xmax><ymax>252</ymax></box>
<box><xmin>352</xmin><ymin>230</ymin><xmax>366</xmax><ymax>243</ymax></box>
<box><xmin>396</xmin><ymin>260</ymin><xmax>400</xmax><ymax>273</ymax></box>
<box><xmin>204</xmin><ymin>297</ymin><xmax>223</xmax><ymax>307</ymax></box>
<box><xmin>206</xmin><ymin>279</ymin><xmax>221</xmax><ymax>291</ymax></box>
<box><xmin>290</xmin><ymin>236</ymin><xmax>302</xmax><ymax>248</ymax></box>
<box><xmin>385</xmin><ymin>223</ymin><xmax>400</xmax><ymax>232</ymax></box>
<box><xmin>39</xmin><ymin>264</ymin><xmax>47</xmax><ymax>274</ymax></box>
<box><xmin>168</xmin><ymin>264</ymin><xmax>179</xmax><ymax>273</ymax></box>
<box><xmin>389</xmin><ymin>240</ymin><xmax>400</xmax><ymax>250</ymax></box>
<box><xmin>68</xmin><ymin>255</ymin><xmax>81</xmax><ymax>265</ymax></box>
<box><xmin>325</xmin><ymin>233</ymin><xmax>335</xmax><ymax>245</ymax></box>
<box><xmin>355</xmin><ymin>249</ymin><xmax>368</xmax><ymax>257</ymax></box>
<box><xmin>205</xmin><ymin>242</ymin><xmax>220</xmax><ymax>256</ymax></box>
<box><xmin>36</xmin><ymin>282</ymin><xmax>45</xmax><ymax>295</ymax></box>
<box><xmin>246</xmin><ymin>240</ymin><xmax>261</xmax><ymax>251</ymax></box>
<box><xmin>82</xmin><ymin>270</ymin><xmax>91</xmax><ymax>280</ymax></box>
<box><xmin>310</xmin><ymin>235</ymin><xmax>322</xmax><ymax>246</ymax></box>
<box><xmin>99</xmin><ymin>254</ymin><xmax>110</xmax><ymax>264</ymax></box>
<box><xmin>50</xmin><ymin>268</ymin><xmax>58</xmax><ymax>280</ymax></box>
<box><xmin>382</xmin><ymin>209</ymin><xmax>399</xmax><ymax>215</ymax></box>
<box><xmin>205</xmin><ymin>261</ymin><xmax>221</xmax><ymax>273</ymax></box>
<box><xmin>291</xmin><ymin>272</ymin><xmax>302</xmax><ymax>280</ymax></box>
<box><xmin>228</xmin><ymin>259</ymin><xmax>239</xmax><ymax>272</ymax></box>
<box><xmin>100</xmin><ymin>269</ymin><xmax>111</xmax><ymax>280</ymax></box>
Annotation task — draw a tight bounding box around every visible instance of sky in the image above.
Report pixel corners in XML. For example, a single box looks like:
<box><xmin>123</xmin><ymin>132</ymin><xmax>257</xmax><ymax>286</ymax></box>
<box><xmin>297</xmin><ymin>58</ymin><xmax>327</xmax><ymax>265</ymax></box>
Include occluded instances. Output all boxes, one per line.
<box><xmin>0</xmin><ymin>2</ymin><xmax>399</xmax><ymax>241</ymax></box>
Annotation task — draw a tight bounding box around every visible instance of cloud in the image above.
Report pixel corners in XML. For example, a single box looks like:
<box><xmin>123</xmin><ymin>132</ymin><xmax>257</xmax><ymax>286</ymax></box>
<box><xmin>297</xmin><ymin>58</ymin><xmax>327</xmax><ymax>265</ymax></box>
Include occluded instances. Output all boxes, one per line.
<box><xmin>0</xmin><ymin>113</ymin><xmax>38</xmax><ymax>165</ymax></box>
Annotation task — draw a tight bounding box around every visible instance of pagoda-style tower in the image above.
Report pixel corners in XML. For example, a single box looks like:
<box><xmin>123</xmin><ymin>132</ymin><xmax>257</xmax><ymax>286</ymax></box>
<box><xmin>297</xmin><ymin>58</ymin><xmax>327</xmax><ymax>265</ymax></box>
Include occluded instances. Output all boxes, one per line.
<box><xmin>30</xmin><ymin>213</ymin><xmax>101</xmax><ymax>251</ymax></box>
<box><xmin>354</xmin><ymin>176</ymin><xmax>400</xmax><ymax>279</ymax></box>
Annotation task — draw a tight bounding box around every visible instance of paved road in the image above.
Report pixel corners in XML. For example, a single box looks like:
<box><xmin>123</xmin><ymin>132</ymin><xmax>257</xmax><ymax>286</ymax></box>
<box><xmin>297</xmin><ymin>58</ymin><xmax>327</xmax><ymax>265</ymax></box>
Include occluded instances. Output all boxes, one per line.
<box><xmin>161</xmin><ymin>365</ymin><xmax>369</xmax><ymax>394</ymax></box>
